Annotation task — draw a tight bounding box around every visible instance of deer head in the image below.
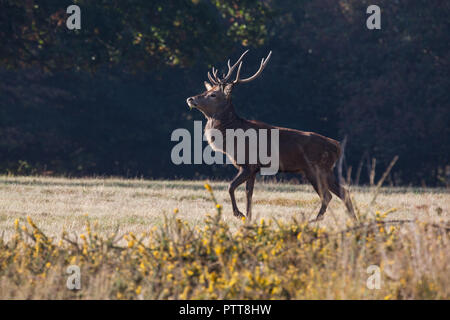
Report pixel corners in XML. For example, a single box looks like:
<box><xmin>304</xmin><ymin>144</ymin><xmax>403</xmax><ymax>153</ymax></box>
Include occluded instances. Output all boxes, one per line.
<box><xmin>186</xmin><ymin>50</ymin><xmax>272</xmax><ymax>118</ymax></box>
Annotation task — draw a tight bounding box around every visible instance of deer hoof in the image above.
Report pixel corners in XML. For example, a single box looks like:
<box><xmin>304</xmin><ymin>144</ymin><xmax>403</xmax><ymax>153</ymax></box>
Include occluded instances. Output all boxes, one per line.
<box><xmin>233</xmin><ymin>211</ymin><xmax>245</xmax><ymax>219</ymax></box>
<box><xmin>309</xmin><ymin>216</ymin><xmax>324</xmax><ymax>223</ymax></box>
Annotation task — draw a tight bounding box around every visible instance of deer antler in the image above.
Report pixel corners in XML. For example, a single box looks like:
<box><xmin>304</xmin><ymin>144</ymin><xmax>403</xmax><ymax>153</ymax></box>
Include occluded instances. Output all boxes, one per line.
<box><xmin>234</xmin><ymin>51</ymin><xmax>272</xmax><ymax>84</ymax></box>
<box><xmin>207</xmin><ymin>66</ymin><xmax>220</xmax><ymax>85</ymax></box>
<box><xmin>206</xmin><ymin>50</ymin><xmax>272</xmax><ymax>86</ymax></box>
<box><xmin>221</xmin><ymin>50</ymin><xmax>249</xmax><ymax>83</ymax></box>
<box><xmin>206</xmin><ymin>50</ymin><xmax>250</xmax><ymax>85</ymax></box>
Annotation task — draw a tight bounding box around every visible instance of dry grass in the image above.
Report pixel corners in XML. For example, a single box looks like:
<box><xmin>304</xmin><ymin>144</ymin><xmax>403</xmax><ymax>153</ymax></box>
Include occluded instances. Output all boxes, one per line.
<box><xmin>0</xmin><ymin>175</ymin><xmax>448</xmax><ymax>299</ymax></box>
<box><xmin>0</xmin><ymin>175</ymin><xmax>448</xmax><ymax>239</ymax></box>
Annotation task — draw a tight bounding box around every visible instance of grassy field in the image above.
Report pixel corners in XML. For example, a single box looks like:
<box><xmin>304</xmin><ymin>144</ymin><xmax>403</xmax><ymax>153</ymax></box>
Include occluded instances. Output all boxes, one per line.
<box><xmin>0</xmin><ymin>175</ymin><xmax>448</xmax><ymax>299</ymax></box>
<box><xmin>0</xmin><ymin>175</ymin><xmax>448</xmax><ymax>237</ymax></box>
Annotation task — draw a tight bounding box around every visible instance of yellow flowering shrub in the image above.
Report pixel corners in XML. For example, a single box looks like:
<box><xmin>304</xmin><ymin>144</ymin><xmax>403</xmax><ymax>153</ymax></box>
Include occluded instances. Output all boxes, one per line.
<box><xmin>0</xmin><ymin>188</ymin><xmax>448</xmax><ymax>299</ymax></box>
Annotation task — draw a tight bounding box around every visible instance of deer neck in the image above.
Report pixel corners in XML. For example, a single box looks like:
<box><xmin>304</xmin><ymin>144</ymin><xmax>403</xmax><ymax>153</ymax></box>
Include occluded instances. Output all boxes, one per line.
<box><xmin>205</xmin><ymin>102</ymin><xmax>240</xmax><ymax>132</ymax></box>
<box><xmin>204</xmin><ymin>102</ymin><xmax>241</xmax><ymax>158</ymax></box>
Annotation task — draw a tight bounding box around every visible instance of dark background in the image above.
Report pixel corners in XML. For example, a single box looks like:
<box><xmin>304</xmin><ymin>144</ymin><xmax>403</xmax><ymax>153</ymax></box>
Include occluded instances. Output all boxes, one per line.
<box><xmin>0</xmin><ymin>0</ymin><xmax>448</xmax><ymax>186</ymax></box>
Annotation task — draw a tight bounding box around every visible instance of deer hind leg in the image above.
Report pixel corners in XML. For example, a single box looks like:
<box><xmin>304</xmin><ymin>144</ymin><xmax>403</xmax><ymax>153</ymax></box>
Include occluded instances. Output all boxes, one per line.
<box><xmin>245</xmin><ymin>172</ymin><xmax>256</xmax><ymax>221</ymax></box>
<box><xmin>228</xmin><ymin>167</ymin><xmax>254</xmax><ymax>219</ymax></box>
<box><xmin>327</xmin><ymin>173</ymin><xmax>358</xmax><ymax>221</ymax></box>
<box><xmin>305</xmin><ymin>168</ymin><xmax>332</xmax><ymax>221</ymax></box>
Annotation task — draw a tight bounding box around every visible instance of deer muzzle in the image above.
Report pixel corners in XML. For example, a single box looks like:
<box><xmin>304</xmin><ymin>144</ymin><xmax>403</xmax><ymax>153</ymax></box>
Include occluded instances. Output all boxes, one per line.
<box><xmin>186</xmin><ymin>97</ymin><xmax>197</xmax><ymax>110</ymax></box>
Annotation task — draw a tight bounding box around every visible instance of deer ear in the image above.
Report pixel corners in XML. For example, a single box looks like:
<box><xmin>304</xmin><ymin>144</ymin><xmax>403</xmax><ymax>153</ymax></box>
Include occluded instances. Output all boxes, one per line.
<box><xmin>223</xmin><ymin>83</ymin><xmax>233</xmax><ymax>97</ymax></box>
<box><xmin>204</xmin><ymin>81</ymin><xmax>213</xmax><ymax>91</ymax></box>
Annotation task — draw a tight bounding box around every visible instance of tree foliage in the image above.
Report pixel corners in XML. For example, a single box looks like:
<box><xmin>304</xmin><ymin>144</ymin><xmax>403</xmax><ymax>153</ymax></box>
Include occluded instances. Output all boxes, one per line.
<box><xmin>0</xmin><ymin>0</ymin><xmax>448</xmax><ymax>185</ymax></box>
<box><xmin>0</xmin><ymin>0</ymin><xmax>271</xmax><ymax>71</ymax></box>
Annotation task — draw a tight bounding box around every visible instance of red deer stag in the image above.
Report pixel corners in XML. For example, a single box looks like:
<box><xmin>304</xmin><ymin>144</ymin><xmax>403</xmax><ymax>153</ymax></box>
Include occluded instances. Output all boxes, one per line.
<box><xmin>186</xmin><ymin>50</ymin><xmax>357</xmax><ymax>222</ymax></box>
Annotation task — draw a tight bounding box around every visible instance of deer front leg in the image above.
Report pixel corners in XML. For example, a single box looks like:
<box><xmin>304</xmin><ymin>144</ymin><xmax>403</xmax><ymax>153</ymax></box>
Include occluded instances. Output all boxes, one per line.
<box><xmin>245</xmin><ymin>173</ymin><xmax>256</xmax><ymax>221</ymax></box>
<box><xmin>228</xmin><ymin>167</ymin><xmax>253</xmax><ymax>219</ymax></box>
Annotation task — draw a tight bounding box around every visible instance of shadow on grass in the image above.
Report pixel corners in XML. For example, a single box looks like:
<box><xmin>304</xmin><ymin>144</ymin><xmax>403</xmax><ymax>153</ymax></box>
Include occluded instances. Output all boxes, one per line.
<box><xmin>0</xmin><ymin>176</ymin><xmax>448</xmax><ymax>194</ymax></box>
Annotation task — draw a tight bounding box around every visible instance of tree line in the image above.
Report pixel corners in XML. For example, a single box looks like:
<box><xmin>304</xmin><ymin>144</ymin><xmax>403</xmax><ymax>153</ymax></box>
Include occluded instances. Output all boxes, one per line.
<box><xmin>0</xmin><ymin>0</ymin><xmax>448</xmax><ymax>185</ymax></box>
